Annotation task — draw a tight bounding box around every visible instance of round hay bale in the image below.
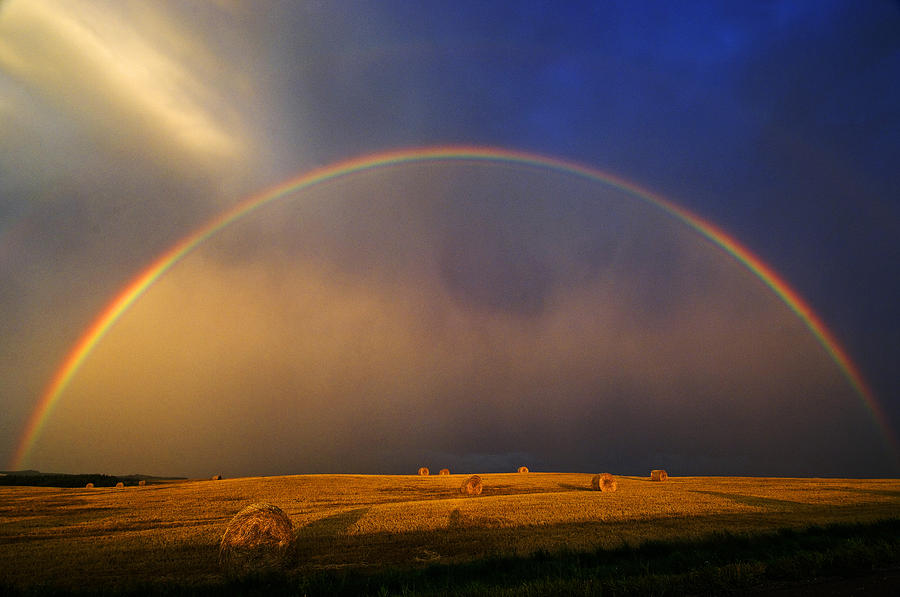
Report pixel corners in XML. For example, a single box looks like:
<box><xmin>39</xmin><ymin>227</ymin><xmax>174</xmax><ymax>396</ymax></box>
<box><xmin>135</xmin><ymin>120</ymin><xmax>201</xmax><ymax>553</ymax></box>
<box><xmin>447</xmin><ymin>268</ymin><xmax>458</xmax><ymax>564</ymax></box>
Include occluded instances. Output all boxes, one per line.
<box><xmin>138</xmin><ymin>480</ymin><xmax>146</xmax><ymax>486</ymax></box>
<box><xmin>650</xmin><ymin>469</ymin><xmax>668</xmax><ymax>482</ymax></box>
<box><xmin>460</xmin><ymin>475</ymin><xmax>483</xmax><ymax>496</ymax></box>
<box><xmin>115</xmin><ymin>481</ymin><xmax>125</xmax><ymax>489</ymax></box>
<box><xmin>517</xmin><ymin>466</ymin><xmax>529</xmax><ymax>473</ymax></box>
<box><xmin>219</xmin><ymin>503</ymin><xmax>293</xmax><ymax>575</ymax></box>
<box><xmin>85</xmin><ymin>483</ymin><xmax>94</xmax><ymax>489</ymax></box>
<box><xmin>417</xmin><ymin>467</ymin><xmax>429</xmax><ymax>476</ymax></box>
<box><xmin>592</xmin><ymin>473</ymin><xmax>617</xmax><ymax>492</ymax></box>
<box><xmin>439</xmin><ymin>468</ymin><xmax>450</xmax><ymax>475</ymax></box>
<box><xmin>211</xmin><ymin>475</ymin><xmax>222</xmax><ymax>481</ymax></box>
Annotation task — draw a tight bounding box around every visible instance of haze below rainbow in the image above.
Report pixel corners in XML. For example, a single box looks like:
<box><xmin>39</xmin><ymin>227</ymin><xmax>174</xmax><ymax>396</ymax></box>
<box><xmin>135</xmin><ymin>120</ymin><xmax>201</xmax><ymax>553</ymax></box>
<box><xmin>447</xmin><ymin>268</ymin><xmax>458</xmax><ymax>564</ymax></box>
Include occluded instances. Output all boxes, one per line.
<box><xmin>2</xmin><ymin>1</ymin><xmax>897</xmax><ymax>477</ymax></box>
<box><xmin>10</xmin><ymin>148</ymin><xmax>897</xmax><ymax>475</ymax></box>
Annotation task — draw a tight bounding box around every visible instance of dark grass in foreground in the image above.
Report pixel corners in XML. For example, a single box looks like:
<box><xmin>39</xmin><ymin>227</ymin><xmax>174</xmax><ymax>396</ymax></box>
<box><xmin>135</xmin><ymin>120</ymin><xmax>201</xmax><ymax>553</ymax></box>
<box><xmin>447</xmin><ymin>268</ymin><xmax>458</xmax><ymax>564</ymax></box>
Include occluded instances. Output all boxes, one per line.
<box><xmin>6</xmin><ymin>519</ymin><xmax>899</xmax><ymax>596</ymax></box>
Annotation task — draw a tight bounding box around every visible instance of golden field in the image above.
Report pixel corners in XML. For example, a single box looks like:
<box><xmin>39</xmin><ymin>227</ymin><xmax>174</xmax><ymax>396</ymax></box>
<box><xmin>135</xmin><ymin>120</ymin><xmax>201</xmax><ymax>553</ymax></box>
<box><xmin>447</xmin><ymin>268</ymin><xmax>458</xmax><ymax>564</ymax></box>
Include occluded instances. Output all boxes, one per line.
<box><xmin>1</xmin><ymin>473</ymin><xmax>899</xmax><ymax>591</ymax></box>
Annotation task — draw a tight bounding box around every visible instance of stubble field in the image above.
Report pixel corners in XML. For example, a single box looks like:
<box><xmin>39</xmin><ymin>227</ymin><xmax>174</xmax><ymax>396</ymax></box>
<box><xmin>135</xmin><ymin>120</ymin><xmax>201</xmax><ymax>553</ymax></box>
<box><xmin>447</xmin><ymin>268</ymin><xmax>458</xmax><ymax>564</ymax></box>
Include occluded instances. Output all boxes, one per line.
<box><xmin>1</xmin><ymin>473</ymin><xmax>899</xmax><ymax>594</ymax></box>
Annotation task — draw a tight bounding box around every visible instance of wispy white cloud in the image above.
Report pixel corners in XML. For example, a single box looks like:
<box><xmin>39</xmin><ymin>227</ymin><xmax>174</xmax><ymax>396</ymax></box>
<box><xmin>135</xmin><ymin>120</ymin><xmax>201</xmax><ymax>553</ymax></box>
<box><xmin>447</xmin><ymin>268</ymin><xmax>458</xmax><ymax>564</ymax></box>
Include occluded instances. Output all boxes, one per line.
<box><xmin>0</xmin><ymin>0</ymin><xmax>260</xmax><ymax>169</ymax></box>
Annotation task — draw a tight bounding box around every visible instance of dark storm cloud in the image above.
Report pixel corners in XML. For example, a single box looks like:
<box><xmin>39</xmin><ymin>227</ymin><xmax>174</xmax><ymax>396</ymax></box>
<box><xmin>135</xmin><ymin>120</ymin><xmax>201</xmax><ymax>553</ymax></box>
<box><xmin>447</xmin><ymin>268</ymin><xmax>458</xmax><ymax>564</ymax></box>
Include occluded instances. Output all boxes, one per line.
<box><xmin>720</xmin><ymin>2</ymin><xmax>900</xmax><ymax>419</ymax></box>
<box><xmin>2</xmin><ymin>1</ymin><xmax>897</xmax><ymax>475</ymax></box>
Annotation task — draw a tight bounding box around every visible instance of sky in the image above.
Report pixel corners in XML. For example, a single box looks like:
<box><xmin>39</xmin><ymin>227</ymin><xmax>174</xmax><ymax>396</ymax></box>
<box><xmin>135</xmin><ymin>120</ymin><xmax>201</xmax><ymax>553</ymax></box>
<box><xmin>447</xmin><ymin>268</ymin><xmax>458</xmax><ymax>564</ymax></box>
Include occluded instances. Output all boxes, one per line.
<box><xmin>1</xmin><ymin>0</ymin><xmax>898</xmax><ymax>478</ymax></box>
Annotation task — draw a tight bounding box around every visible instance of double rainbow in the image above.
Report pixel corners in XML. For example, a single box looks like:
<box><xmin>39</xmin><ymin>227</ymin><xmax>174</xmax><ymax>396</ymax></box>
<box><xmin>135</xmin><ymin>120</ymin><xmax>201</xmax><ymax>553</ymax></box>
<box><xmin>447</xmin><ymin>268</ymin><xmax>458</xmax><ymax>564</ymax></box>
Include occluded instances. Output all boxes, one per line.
<box><xmin>10</xmin><ymin>146</ymin><xmax>894</xmax><ymax>468</ymax></box>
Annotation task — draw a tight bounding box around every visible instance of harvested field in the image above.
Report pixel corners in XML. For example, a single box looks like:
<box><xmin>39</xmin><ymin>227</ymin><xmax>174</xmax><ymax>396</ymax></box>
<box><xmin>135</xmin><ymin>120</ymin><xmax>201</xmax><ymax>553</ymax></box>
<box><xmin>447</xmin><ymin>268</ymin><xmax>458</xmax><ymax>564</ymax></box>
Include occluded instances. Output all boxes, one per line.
<box><xmin>0</xmin><ymin>474</ymin><xmax>898</xmax><ymax>592</ymax></box>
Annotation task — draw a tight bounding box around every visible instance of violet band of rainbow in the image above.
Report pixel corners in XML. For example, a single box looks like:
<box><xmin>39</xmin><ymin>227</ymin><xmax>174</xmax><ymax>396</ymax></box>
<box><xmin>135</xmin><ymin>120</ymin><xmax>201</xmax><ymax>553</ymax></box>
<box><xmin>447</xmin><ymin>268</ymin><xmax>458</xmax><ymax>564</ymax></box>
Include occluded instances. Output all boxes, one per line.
<box><xmin>10</xmin><ymin>146</ymin><xmax>896</xmax><ymax>468</ymax></box>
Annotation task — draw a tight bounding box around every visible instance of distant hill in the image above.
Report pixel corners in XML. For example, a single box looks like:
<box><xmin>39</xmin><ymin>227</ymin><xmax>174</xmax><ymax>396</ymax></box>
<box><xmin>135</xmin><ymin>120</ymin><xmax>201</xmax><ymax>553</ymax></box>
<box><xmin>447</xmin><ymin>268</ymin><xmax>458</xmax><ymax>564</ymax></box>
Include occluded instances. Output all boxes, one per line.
<box><xmin>0</xmin><ymin>470</ymin><xmax>186</xmax><ymax>488</ymax></box>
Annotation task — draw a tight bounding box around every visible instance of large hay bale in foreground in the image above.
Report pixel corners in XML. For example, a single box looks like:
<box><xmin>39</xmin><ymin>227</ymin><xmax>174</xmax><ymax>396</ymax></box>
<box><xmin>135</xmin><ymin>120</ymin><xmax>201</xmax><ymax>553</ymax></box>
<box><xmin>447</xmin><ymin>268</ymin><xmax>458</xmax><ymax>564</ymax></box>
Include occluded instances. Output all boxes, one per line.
<box><xmin>460</xmin><ymin>475</ymin><xmax>483</xmax><ymax>496</ymax></box>
<box><xmin>517</xmin><ymin>466</ymin><xmax>529</xmax><ymax>473</ymax></box>
<box><xmin>219</xmin><ymin>503</ymin><xmax>293</xmax><ymax>574</ymax></box>
<box><xmin>138</xmin><ymin>480</ymin><xmax>146</xmax><ymax>486</ymax></box>
<box><xmin>650</xmin><ymin>469</ymin><xmax>668</xmax><ymax>482</ymax></box>
<box><xmin>439</xmin><ymin>468</ymin><xmax>450</xmax><ymax>475</ymax></box>
<box><xmin>85</xmin><ymin>483</ymin><xmax>94</xmax><ymax>489</ymax></box>
<box><xmin>418</xmin><ymin>467</ymin><xmax>430</xmax><ymax>476</ymax></box>
<box><xmin>115</xmin><ymin>482</ymin><xmax>124</xmax><ymax>489</ymax></box>
<box><xmin>592</xmin><ymin>473</ymin><xmax>617</xmax><ymax>492</ymax></box>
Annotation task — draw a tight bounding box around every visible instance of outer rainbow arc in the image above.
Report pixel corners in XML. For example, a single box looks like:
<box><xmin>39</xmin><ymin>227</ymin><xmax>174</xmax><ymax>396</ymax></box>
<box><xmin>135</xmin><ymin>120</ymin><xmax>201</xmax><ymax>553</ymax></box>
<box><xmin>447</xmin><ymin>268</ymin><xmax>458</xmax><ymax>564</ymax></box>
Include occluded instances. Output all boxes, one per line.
<box><xmin>11</xmin><ymin>145</ymin><xmax>894</xmax><ymax>469</ymax></box>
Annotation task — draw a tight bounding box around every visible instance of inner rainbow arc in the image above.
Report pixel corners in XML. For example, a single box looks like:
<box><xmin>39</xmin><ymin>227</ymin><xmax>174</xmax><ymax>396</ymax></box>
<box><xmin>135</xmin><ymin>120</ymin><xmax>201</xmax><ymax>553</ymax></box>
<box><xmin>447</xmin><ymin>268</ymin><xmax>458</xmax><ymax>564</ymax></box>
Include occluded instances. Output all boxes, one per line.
<box><xmin>10</xmin><ymin>145</ymin><xmax>895</xmax><ymax>469</ymax></box>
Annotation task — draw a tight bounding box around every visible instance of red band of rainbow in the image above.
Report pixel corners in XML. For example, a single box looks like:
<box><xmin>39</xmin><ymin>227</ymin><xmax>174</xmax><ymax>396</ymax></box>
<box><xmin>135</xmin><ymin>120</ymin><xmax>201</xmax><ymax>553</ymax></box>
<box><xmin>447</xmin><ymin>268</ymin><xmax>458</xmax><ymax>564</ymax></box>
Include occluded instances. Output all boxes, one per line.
<box><xmin>10</xmin><ymin>146</ymin><xmax>896</xmax><ymax>468</ymax></box>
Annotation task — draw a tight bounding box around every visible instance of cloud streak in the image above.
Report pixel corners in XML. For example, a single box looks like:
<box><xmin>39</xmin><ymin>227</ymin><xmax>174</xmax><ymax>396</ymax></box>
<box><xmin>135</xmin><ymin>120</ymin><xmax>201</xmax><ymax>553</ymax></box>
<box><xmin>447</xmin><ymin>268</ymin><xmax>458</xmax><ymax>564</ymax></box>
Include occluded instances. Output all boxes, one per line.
<box><xmin>0</xmin><ymin>0</ymin><xmax>248</xmax><ymax>163</ymax></box>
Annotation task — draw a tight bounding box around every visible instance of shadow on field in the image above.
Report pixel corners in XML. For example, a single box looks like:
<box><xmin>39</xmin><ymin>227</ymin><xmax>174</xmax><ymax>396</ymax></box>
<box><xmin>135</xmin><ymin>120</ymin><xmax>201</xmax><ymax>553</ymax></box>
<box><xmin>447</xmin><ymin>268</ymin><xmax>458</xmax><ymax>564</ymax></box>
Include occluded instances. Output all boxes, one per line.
<box><xmin>826</xmin><ymin>487</ymin><xmax>900</xmax><ymax>499</ymax></box>
<box><xmin>282</xmin><ymin>518</ymin><xmax>900</xmax><ymax>597</ymax></box>
<box><xmin>277</xmin><ymin>500</ymin><xmax>900</xmax><ymax>576</ymax></box>
<box><xmin>377</xmin><ymin>485</ymin><xmax>449</xmax><ymax>500</ymax></box>
<box><xmin>288</xmin><ymin>508</ymin><xmax>370</xmax><ymax>568</ymax></box>
<box><xmin>376</xmin><ymin>483</ymin><xmax>564</xmax><ymax>500</ymax></box>
<box><xmin>4</xmin><ymin>494</ymin><xmax>899</xmax><ymax>593</ymax></box>
<box><xmin>557</xmin><ymin>483</ymin><xmax>592</xmax><ymax>492</ymax></box>
<box><xmin>449</xmin><ymin>508</ymin><xmax>462</xmax><ymax>529</ymax></box>
<box><xmin>0</xmin><ymin>503</ymin><xmax>131</xmax><ymax>543</ymax></box>
<box><xmin>690</xmin><ymin>490</ymin><xmax>809</xmax><ymax>510</ymax></box>
<box><xmin>447</xmin><ymin>508</ymin><xmax>511</xmax><ymax>530</ymax></box>
<box><xmin>296</xmin><ymin>508</ymin><xmax>370</xmax><ymax>539</ymax></box>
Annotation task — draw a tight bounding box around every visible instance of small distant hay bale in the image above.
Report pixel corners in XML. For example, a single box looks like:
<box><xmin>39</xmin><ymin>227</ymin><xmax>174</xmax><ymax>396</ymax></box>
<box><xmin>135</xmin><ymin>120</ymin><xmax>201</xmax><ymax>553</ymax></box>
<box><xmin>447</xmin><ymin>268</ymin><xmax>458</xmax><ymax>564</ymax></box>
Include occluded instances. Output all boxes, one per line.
<box><xmin>417</xmin><ymin>467</ymin><xmax>430</xmax><ymax>476</ymax></box>
<box><xmin>85</xmin><ymin>483</ymin><xmax>94</xmax><ymax>489</ymax></box>
<box><xmin>592</xmin><ymin>473</ymin><xmax>617</xmax><ymax>492</ymax></box>
<box><xmin>517</xmin><ymin>466</ymin><xmax>529</xmax><ymax>473</ymax></box>
<box><xmin>439</xmin><ymin>468</ymin><xmax>450</xmax><ymax>475</ymax></box>
<box><xmin>211</xmin><ymin>475</ymin><xmax>222</xmax><ymax>481</ymax></box>
<box><xmin>219</xmin><ymin>503</ymin><xmax>293</xmax><ymax>575</ymax></box>
<box><xmin>650</xmin><ymin>469</ymin><xmax>668</xmax><ymax>482</ymax></box>
<box><xmin>138</xmin><ymin>480</ymin><xmax>146</xmax><ymax>486</ymax></box>
<box><xmin>115</xmin><ymin>481</ymin><xmax>124</xmax><ymax>489</ymax></box>
<box><xmin>460</xmin><ymin>475</ymin><xmax>483</xmax><ymax>496</ymax></box>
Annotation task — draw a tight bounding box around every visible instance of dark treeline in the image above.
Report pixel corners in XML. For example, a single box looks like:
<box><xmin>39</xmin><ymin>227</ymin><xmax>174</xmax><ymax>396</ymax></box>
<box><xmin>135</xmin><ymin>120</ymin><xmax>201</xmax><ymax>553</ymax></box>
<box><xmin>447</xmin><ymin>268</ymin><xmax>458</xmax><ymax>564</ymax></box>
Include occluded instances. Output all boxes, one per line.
<box><xmin>0</xmin><ymin>472</ymin><xmax>184</xmax><ymax>488</ymax></box>
<box><xmin>0</xmin><ymin>473</ymin><xmax>126</xmax><ymax>487</ymax></box>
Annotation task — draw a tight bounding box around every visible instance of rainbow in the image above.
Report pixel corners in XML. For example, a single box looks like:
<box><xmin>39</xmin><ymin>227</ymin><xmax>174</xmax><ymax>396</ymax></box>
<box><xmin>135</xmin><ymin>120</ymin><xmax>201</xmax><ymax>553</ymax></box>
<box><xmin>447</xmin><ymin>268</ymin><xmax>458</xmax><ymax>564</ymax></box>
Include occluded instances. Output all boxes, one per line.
<box><xmin>10</xmin><ymin>146</ymin><xmax>895</xmax><ymax>468</ymax></box>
